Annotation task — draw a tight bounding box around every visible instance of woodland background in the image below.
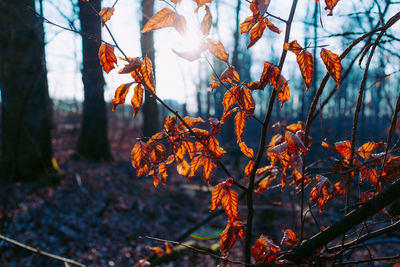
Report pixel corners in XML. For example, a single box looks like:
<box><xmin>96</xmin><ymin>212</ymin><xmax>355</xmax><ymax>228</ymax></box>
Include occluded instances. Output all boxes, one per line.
<box><xmin>0</xmin><ymin>0</ymin><xmax>400</xmax><ymax>266</ymax></box>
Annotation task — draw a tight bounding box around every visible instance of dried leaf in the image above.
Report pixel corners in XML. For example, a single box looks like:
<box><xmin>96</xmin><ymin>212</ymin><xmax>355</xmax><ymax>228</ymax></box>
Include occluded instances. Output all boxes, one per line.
<box><xmin>240</xmin><ymin>16</ymin><xmax>257</xmax><ymax>34</ymax></box>
<box><xmin>206</xmin><ymin>38</ymin><xmax>229</xmax><ymax>63</ymax></box>
<box><xmin>240</xmin><ymin>142</ymin><xmax>254</xmax><ymax>158</ymax></box>
<box><xmin>244</xmin><ymin>160</ymin><xmax>255</xmax><ymax>177</ymax></box>
<box><xmin>141</xmin><ymin>8</ymin><xmax>178</xmax><ymax>33</ymax></box>
<box><xmin>200</xmin><ymin>5</ymin><xmax>212</xmax><ymax>35</ymax></box>
<box><xmin>357</xmin><ymin>142</ymin><xmax>385</xmax><ymax>159</ymax></box>
<box><xmin>140</xmin><ymin>56</ymin><xmax>156</xmax><ymax>94</ymax></box>
<box><xmin>324</xmin><ymin>0</ymin><xmax>341</xmax><ymax>16</ymax></box>
<box><xmin>281</xmin><ymin>229</ymin><xmax>298</xmax><ymax>246</ymax></box>
<box><xmin>252</xmin><ymin>235</ymin><xmax>280</xmax><ymax>264</ymax></box>
<box><xmin>264</xmin><ymin>17</ymin><xmax>281</xmax><ymax>34</ymax></box>
<box><xmin>112</xmin><ymin>82</ymin><xmax>134</xmax><ymax>111</ymax></box>
<box><xmin>220</xmin><ymin>221</ymin><xmax>244</xmax><ymax>253</ymax></box>
<box><xmin>99</xmin><ymin>7</ymin><xmax>115</xmax><ymax>27</ymax></box>
<box><xmin>220</xmin><ymin>65</ymin><xmax>240</xmax><ymax>84</ymax></box>
<box><xmin>131</xmin><ymin>83</ymin><xmax>144</xmax><ymax>118</ymax></box>
<box><xmin>98</xmin><ymin>43</ymin><xmax>117</xmax><ymax>74</ymax></box>
<box><xmin>296</xmin><ymin>50</ymin><xmax>314</xmax><ymax>90</ymax></box>
<box><xmin>248</xmin><ymin>19</ymin><xmax>266</xmax><ymax>49</ymax></box>
<box><xmin>234</xmin><ymin>110</ymin><xmax>246</xmax><ymax>144</ymax></box>
<box><xmin>283</xmin><ymin>40</ymin><xmax>303</xmax><ymax>56</ymax></box>
<box><xmin>320</xmin><ymin>48</ymin><xmax>342</xmax><ymax>89</ymax></box>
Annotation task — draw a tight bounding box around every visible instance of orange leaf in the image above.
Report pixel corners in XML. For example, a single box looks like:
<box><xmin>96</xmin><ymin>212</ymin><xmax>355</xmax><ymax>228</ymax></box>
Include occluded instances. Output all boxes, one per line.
<box><xmin>309</xmin><ymin>175</ymin><xmax>332</xmax><ymax>213</ymax></box>
<box><xmin>223</xmin><ymin>86</ymin><xmax>239</xmax><ymax>114</ymax></box>
<box><xmin>99</xmin><ymin>7</ymin><xmax>115</xmax><ymax>27</ymax></box>
<box><xmin>208</xmin><ymin>136</ymin><xmax>226</xmax><ymax>159</ymax></box>
<box><xmin>98</xmin><ymin>43</ymin><xmax>117</xmax><ymax>74</ymax></box>
<box><xmin>238</xmin><ymin>87</ymin><xmax>255</xmax><ymax>113</ymax></box>
<box><xmin>252</xmin><ymin>235</ymin><xmax>280</xmax><ymax>264</ymax></box>
<box><xmin>234</xmin><ymin>110</ymin><xmax>246</xmax><ymax>143</ymax></box>
<box><xmin>141</xmin><ymin>8</ymin><xmax>178</xmax><ymax>33</ymax></box>
<box><xmin>220</xmin><ymin>221</ymin><xmax>244</xmax><ymax>253</ymax></box>
<box><xmin>240</xmin><ymin>16</ymin><xmax>257</xmax><ymax>34</ymax></box>
<box><xmin>165</xmin><ymin>242</ymin><xmax>173</xmax><ymax>254</ymax></box>
<box><xmin>118</xmin><ymin>57</ymin><xmax>142</xmax><ymax>74</ymax></box>
<box><xmin>206</xmin><ymin>38</ymin><xmax>229</xmax><ymax>63</ymax></box>
<box><xmin>220</xmin><ymin>65</ymin><xmax>240</xmax><ymax>84</ymax></box>
<box><xmin>281</xmin><ymin>229</ymin><xmax>298</xmax><ymax>246</ymax></box>
<box><xmin>296</xmin><ymin>50</ymin><xmax>314</xmax><ymax>90</ymax></box>
<box><xmin>112</xmin><ymin>82</ymin><xmax>134</xmax><ymax>111</ymax></box>
<box><xmin>193</xmin><ymin>0</ymin><xmax>212</xmax><ymax>9</ymax></box>
<box><xmin>247</xmin><ymin>19</ymin><xmax>266</xmax><ymax>49</ymax></box>
<box><xmin>221</xmin><ymin>107</ymin><xmax>238</xmax><ymax>124</ymax></box>
<box><xmin>177</xmin><ymin>159</ymin><xmax>190</xmax><ymax>176</ymax></box>
<box><xmin>264</xmin><ymin>17</ymin><xmax>281</xmax><ymax>34</ymax></box>
<box><xmin>189</xmin><ymin>155</ymin><xmax>204</xmax><ymax>179</ymax></box>
<box><xmin>202</xmin><ymin>156</ymin><xmax>217</xmax><ymax>183</ymax></box>
<box><xmin>146</xmin><ymin>246</ymin><xmax>164</xmax><ymax>257</ymax></box>
<box><xmin>244</xmin><ymin>160</ymin><xmax>255</xmax><ymax>177</ymax></box>
<box><xmin>140</xmin><ymin>56</ymin><xmax>156</xmax><ymax>94</ymax></box>
<box><xmin>221</xmin><ymin>187</ymin><xmax>239</xmax><ymax>222</ymax></box>
<box><xmin>285</xmin><ymin>131</ymin><xmax>308</xmax><ymax>153</ymax></box>
<box><xmin>181</xmin><ymin>116</ymin><xmax>205</xmax><ymax>127</ymax></box>
<box><xmin>283</xmin><ymin>40</ymin><xmax>303</xmax><ymax>56</ymax></box>
<box><xmin>320</xmin><ymin>48</ymin><xmax>342</xmax><ymax>89</ymax></box>
<box><xmin>357</xmin><ymin>141</ymin><xmax>385</xmax><ymax>159</ymax></box>
<box><xmin>335</xmin><ymin>140</ymin><xmax>351</xmax><ymax>160</ymax></box>
<box><xmin>324</xmin><ymin>0</ymin><xmax>341</xmax><ymax>16</ymax></box>
<box><xmin>131</xmin><ymin>84</ymin><xmax>144</xmax><ymax>118</ymax></box>
<box><xmin>210</xmin><ymin>182</ymin><xmax>228</xmax><ymax>212</ymax></box>
<box><xmin>209</xmin><ymin>118</ymin><xmax>221</xmax><ymax>136</ymax></box>
<box><xmin>200</xmin><ymin>5</ymin><xmax>212</xmax><ymax>35</ymax></box>
<box><xmin>255</xmin><ymin>165</ymin><xmax>277</xmax><ymax>176</ymax></box>
<box><xmin>240</xmin><ymin>142</ymin><xmax>254</xmax><ymax>159</ymax></box>
<box><xmin>254</xmin><ymin>169</ymin><xmax>279</xmax><ymax>193</ymax></box>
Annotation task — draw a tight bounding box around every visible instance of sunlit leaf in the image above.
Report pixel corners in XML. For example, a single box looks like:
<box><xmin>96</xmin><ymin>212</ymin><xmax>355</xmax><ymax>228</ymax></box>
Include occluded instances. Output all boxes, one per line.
<box><xmin>320</xmin><ymin>48</ymin><xmax>342</xmax><ymax>89</ymax></box>
<box><xmin>99</xmin><ymin>7</ymin><xmax>115</xmax><ymax>27</ymax></box>
<box><xmin>98</xmin><ymin>43</ymin><xmax>117</xmax><ymax>74</ymax></box>
<box><xmin>131</xmin><ymin>83</ymin><xmax>144</xmax><ymax>118</ymax></box>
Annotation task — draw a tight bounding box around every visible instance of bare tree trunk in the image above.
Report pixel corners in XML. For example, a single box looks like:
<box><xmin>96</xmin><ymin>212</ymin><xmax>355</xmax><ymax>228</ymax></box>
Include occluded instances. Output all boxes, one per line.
<box><xmin>77</xmin><ymin>0</ymin><xmax>112</xmax><ymax>161</ymax></box>
<box><xmin>0</xmin><ymin>0</ymin><xmax>55</xmax><ymax>181</ymax></box>
<box><xmin>140</xmin><ymin>0</ymin><xmax>160</xmax><ymax>137</ymax></box>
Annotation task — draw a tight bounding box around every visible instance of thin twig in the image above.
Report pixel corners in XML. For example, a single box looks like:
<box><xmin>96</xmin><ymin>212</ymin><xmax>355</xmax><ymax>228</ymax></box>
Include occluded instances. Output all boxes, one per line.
<box><xmin>140</xmin><ymin>236</ymin><xmax>249</xmax><ymax>266</ymax></box>
<box><xmin>244</xmin><ymin>0</ymin><xmax>298</xmax><ymax>263</ymax></box>
<box><xmin>0</xmin><ymin>234</ymin><xmax>86</xmax><ymax>267</ymax></box>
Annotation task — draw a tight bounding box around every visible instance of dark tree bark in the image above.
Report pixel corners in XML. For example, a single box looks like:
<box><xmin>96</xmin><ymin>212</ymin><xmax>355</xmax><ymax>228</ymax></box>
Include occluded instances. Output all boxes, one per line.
<box><xmin>0</xmin><ymin>0</ymin><xmax>55</xmax><ymax>181</ymax></box>
<box><xmin>140</xmin><ymin>0</ymin><xmax>160</xmax><ymax>137</ymax></box>
<box><xmin>77</xmin><ymin>0</ymin><xmax>112</xmax><ymax>161</ymax></box>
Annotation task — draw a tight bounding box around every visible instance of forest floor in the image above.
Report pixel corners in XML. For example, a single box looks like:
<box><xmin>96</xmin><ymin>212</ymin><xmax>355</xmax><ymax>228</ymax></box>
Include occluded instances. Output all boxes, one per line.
<box><xmin>0</xmin><ymin>106</ymin><xmax>399</xmax><ymax>267</ymax></box>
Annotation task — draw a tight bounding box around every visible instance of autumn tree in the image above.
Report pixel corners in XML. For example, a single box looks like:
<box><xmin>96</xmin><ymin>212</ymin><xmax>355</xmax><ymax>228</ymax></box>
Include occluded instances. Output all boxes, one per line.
<box><xmin>77</xmin><ymin>0</ymin><xmax>112</xmax><ymax>161</ymax></box>
<box><xmin>78</xmin><ymin>0</ymin><xmax>400</xmax><ymax>265</ymax></box>
<box><xmin>0</xmin><ymin>0</ymin><xmax>55</xmax><ymax>181</ymax></box>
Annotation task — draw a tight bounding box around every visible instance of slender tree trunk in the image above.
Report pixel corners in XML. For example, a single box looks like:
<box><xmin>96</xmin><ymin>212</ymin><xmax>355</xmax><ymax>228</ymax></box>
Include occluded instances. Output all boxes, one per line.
<box><xmin>77</xmin><ymin>0</ymin><xmax>112</xmax><ymax>161</ymax></box>
<box><xmin>0</xmin><ymin>0</ymin><xmax>55</xmax><ymax>181</ymax></box>
<box><xmin>140</xmin><ymin>0</ymin><xmax>160</xmax><ymax>137</ymax></box>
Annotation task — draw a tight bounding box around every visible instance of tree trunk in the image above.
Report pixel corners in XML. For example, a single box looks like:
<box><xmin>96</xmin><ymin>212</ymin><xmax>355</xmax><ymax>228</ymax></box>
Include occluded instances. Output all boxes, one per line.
<box><xmin>77</xmin><ymin>0</ymin><xmax>112</xmax><ymax>161</ymax></box>
<box><xmin>0</xmin><ymin>0</ymin><xmax>55</xmax><ymax>181</ymax></box>
<box><xmin>140</xmin><ymin>0</ymin><xmax>160</xmax><ymax>137</ymax></box>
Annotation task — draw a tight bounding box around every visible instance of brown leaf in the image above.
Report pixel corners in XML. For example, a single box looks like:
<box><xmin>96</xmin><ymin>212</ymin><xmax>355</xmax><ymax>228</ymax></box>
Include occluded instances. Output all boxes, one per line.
<box><xmin>320</xmin><ymin>48</ymin><xmax>342</xmax><ymax>89</ymax></box>
<box><xmin>131</xmin><ymin>83</ymin><xmax>144</xmax><ymax>118</ymax></box>
<box><xmin>181</xmin><ymin>116</ymin><xmax>205</xmax><ymax>127</ymax></box>
<box><xmin>193</xmin><ymin>0</ymin><xmax>212</xmax><ymax>9</ymax></box>
<box><xmin>240</xmin><ymin>142</ymin><xmax>254</xmax><ymax>159</ymax></box>
<box><xmin>220</xmin><ymin>65</ymin><xmax>240</xmax><ymax>84</ymax></box>
<box><xmin>99</xmin><ymin>7</ymin><xmax>115</xmax><ymax>27</ymax></box>
<box><xmin>112</xmin><ymin>82</ymin><xmax>134</xmax><ymax>111</ymax></box>
<box><xmin>240</xmin><ymin>16</ymin><xmax>257</xmax><ymax>34</ymax></box>
<box><xmin>177</xmin><ymin>159</ymin><xmax>190</xmax><ymax>176</ymax></box>
<box><xmin>309</xmin><ymin>175</ymin><xmax>332</xmax><ymax>213</ymax></box>
<box><xmin>200</xmin><ymin>5</ymin><xmax>212</xmax><ymax>35</ymax></box>
<box><xmin>296</xmin><ymin>50</ymin><xmax>314</xmax><ymax>90</ymax></box>
<box><xmin>223</xmin><ymin>86</ymin><xmax>239</xmax><ymax>114</ymax></box>
<box><xmin>174</xmin><ymin>14</ymin><xmax>187</xmax><ymax>36</ymax></box>
<box><xmin>283</xmin><ymin>40</ymin><xmax>303</xmax><ymax>56</ymax></box>
<box><xmin>141</xmin><ymin>8</ymin><xmax>178</xmax><ymax>33</ymax></box>
<box><xmin>357</xmin><ymin>141</ymin><xmax>385</xmax><ymax>159</ymax></box>
<box><xmin>220</xmin><ymin>221</ymin><xmax>244</xmax><ymax>253</ymax></box>
<box><xmin>202</xmin><ymin>156</ymin><xmax>217</xmax><ymax>183</ymax></box>
<box><xmin>324</xmin><ymin>0</ymin><xmax>341</xmax><ymax>16</ymax></box>
<box><xmin>140</xmin><ymin>56</ymin><xmax>156</xmax><ymax>94</ymax></box>
<box><xmin>264</xmin><ymin>17</ymin><xmax>281</xmax><ymax>34</ymax></box>
<box><xmin>98</xmin><ymin>43</ymin><xmax>117</xmax><ymax>74</ymax></box>
<box><xmin>118</xmin><ymin>57</ymin><xmax>142</xmax><ymax>74</ymax></box>
<box><xmin>244</xmin><ymin>160</ymin><xmax>255</xmax><ymax>177</ymax></box>
<box><xmin>252</xmin><ymin>235</ymin><xmax>280</xmax><ymax>264</ymax></box>
<box><xmin>281</xmin><ymin>229</ymin><xmax>298</xmax><ymax>246</ymax></box>
<box><xmin>221</xmin><ymin>107</ymin><xmax>238</xmax><ymax>124</ymax></box>
<box><xmin>221</xmin><ymin>187</ymin><xmax>239</xmax><ymax>222</ymax></box>
<box><xmin>206</xmin><ymin>38</ymin><xmax>229</xmax><ymax>63</ymax></box>
<box><xmin>234</xmin><ymin>110</ymin><xmax>246</xmax><ymax>143</ymax></box>
<box><xmin>248</xmin><ymin>19</ymin><xmax>266</xmax><ymax>49</ymax></box>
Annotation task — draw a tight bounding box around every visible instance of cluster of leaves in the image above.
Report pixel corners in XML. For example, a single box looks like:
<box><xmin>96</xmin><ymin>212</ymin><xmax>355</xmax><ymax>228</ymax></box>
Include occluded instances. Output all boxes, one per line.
<box><xmin>92</xmin><ymin>0</ymin><xmax>400</xmax><ymax>265</ymax></box>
